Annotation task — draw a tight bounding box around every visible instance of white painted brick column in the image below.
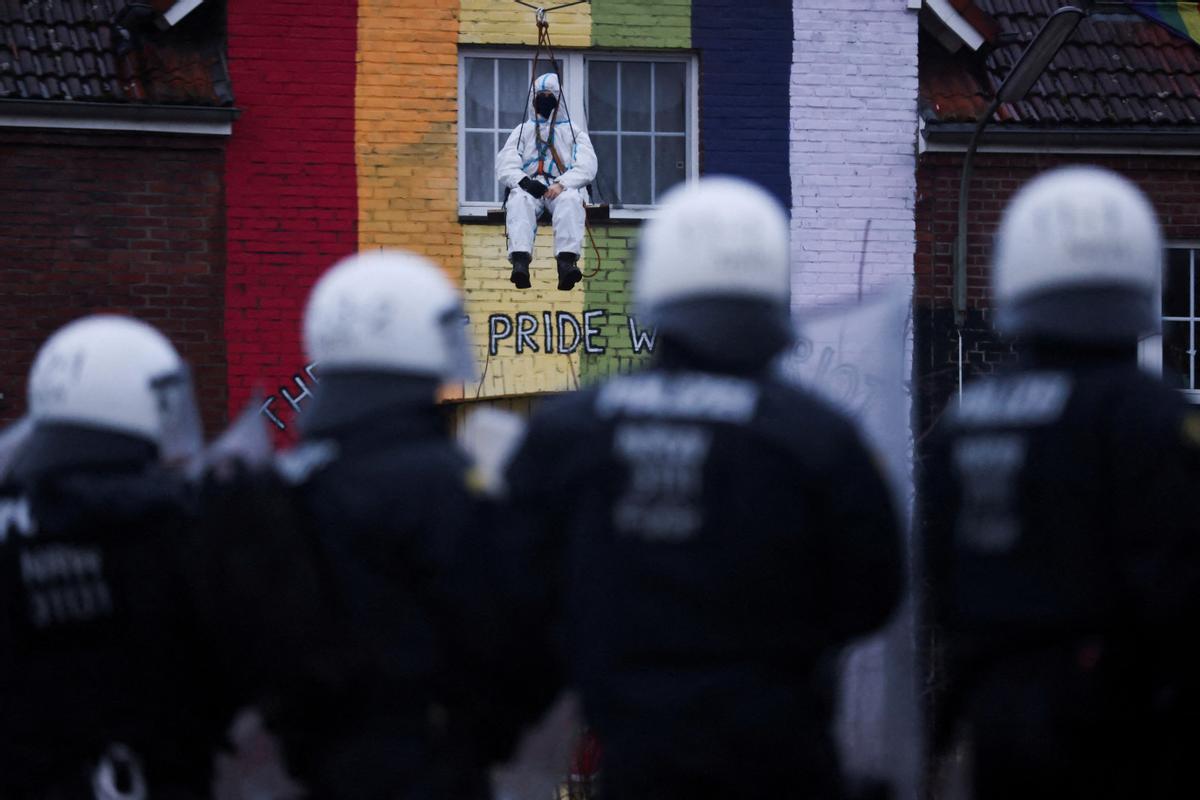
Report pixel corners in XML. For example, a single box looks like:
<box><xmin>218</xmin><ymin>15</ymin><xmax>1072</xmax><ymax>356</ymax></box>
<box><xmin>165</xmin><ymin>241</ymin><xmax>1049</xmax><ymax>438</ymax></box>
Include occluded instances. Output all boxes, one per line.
<box><xmin>791</xmin><ymin>0</ymin><xmax>919</xmax><ymax>308</ymax></box>
<box><xmin>789</xmin><ymin>4</ymin><xmax>921</xmax><ymax>798</ymax></box>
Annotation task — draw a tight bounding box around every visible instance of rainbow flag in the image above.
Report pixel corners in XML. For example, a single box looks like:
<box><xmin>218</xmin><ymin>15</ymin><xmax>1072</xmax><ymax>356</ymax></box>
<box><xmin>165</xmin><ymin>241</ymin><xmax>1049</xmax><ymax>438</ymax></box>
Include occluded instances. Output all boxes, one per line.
<box><xmin>1126</xmin><ymin>2</ymin><xmax>1200</xmax><ymax>46</ymax></box>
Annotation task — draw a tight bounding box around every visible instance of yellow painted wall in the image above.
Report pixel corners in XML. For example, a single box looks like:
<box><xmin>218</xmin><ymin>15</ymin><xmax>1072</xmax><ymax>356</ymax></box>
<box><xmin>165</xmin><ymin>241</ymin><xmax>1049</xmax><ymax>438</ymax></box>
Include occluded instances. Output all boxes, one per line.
<box><xmin>463</xmin><ymin>225</ymin><xmax>585</xmax><ymax>397</ymax></box>
<box><xmin>355</xmin><ymin>1</ymin><xmax>602</xmax><ymax>401</ymax></box>
<box><xmin>459</xmin><ymin>0</ymin><xmax>591</xmax><ymax>46</ymax></box>
<box><xmin>457</xmin><ymin>2</ymin><xmax>593</xmax><ymax>398</ymax></box>
<box><xmin>356</xmin><ymin>0</ymin><xmax>462</xmax><ymax>270</ymax></box>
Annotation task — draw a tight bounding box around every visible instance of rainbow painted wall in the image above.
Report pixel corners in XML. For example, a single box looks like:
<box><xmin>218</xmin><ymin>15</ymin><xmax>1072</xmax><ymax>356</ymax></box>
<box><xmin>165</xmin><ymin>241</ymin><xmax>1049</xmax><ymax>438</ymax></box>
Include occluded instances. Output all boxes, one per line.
<box><xmin>225</xmin><ymin>0</ymin><xmax>792</xmax><ymax>432</ymax></box>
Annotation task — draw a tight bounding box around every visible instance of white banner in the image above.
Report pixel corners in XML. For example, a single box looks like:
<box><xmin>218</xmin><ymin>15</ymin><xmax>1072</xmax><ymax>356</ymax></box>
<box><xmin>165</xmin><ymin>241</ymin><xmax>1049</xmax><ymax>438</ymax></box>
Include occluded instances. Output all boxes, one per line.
<box><xmin>778</xmin><ymin>288</ymin><xmax>918</xmax><ymax>799</ymax></box>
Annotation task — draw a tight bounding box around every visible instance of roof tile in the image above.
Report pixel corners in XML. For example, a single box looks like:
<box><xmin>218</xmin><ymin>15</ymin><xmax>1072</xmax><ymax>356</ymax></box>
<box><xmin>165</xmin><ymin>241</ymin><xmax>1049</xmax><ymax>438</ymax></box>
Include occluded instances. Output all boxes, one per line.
<box><xmin>922</xmin><ymin>1</ymin><xmax>1200</xmax><ymax>128</ymax></box>
<box><xmin>0</xmin><ymin>1</ymin><xmax>229</xmax><ymax>106</ymax></box>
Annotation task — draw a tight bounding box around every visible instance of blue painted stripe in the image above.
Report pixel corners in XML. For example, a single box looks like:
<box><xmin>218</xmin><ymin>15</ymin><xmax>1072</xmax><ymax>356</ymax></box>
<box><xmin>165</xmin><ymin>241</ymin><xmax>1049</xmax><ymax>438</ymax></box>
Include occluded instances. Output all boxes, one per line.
<box><xmin>692</xmin><ymin>0</ymin><xmax>793</xmax><ymax>210</ymax></box>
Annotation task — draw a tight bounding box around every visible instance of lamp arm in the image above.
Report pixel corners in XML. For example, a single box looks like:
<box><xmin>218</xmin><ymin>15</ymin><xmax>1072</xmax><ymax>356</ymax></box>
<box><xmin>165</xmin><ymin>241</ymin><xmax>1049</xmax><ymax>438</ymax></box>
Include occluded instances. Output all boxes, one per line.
<box><xmin>954</xmin><ymin>95</ymin><xmax>1003</xmax><ymax>328</ymax></box>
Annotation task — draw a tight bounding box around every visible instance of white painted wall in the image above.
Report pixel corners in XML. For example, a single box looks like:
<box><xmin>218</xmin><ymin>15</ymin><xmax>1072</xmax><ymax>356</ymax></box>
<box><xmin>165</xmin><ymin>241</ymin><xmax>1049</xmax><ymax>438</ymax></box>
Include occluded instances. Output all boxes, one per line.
<box><xmin>791</xmin><ymin>0</ymin><xmax>918</xmax><ymax>308</ymax></box>
<box><xmin>789</xmin><ymin>3</ymin><xmax>921</xmax><ymax>798</ymax></box>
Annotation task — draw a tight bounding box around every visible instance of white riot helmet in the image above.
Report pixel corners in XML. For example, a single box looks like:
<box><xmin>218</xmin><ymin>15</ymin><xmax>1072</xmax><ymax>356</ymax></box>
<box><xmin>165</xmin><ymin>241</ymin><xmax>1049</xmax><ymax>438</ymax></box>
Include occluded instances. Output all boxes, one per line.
<box><xmin>634</xmin><ymin>176</ymin><xmax>793</xmax><ymax>364</ymax></box>
<box><xmin>303</xmin><ymin>249</ymin><xmax>476</xmax><ymax>380</ymax></box>
<box><xmin>993</xmin><ymin>166</ymin><xmax>1162</xmax><ymax>343</ymax></box>
<box><xmin>27</xmin><ymin>315</ymin><xmax>202</xmax><ymax>462</ymax></box>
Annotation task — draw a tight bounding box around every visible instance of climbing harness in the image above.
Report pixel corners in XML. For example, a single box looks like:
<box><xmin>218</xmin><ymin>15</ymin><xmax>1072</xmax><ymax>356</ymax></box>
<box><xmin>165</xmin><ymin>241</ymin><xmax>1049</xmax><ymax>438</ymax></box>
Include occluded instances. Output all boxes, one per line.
<box><xmin>505</xmin><ymin>0</ymin><xmax>605</xmax><ymax>280</ymax></box>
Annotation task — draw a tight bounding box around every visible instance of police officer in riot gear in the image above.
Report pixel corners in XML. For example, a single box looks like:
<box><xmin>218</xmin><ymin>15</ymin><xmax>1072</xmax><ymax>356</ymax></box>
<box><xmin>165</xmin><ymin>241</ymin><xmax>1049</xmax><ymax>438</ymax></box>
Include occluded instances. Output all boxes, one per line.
<box><xmin>921</xmin><ymin>166</ymin><xmax>1200</xmax><ymax>798</ymax></box>
<box><xmin>275</xmin><ymin>249</ymin><xmax>547</xmax><ymax>799</ymax></box>
<box><xmin>503</xmin><ymin>177</ymin><xmax>903</xmax><ymax>799</ymax></box>
<box><xmin>0</xmin><ymin>315</ymin><xmax>323</xmax><ymax>798</ymax></box>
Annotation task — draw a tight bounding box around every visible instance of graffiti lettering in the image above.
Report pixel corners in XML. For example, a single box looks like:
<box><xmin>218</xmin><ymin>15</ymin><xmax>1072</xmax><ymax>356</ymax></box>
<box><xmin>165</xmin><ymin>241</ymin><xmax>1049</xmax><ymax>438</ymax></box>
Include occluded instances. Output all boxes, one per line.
<box><xmin>280</xmin><ymin>374</ymin><xmax>316</xmax><ymax>414</ymax></box>
<box><xmin>259</xmin><ymin>362</ymin><xmax>320</xmax><ymax>432</ymax></box>
<box><xmin>583</xmin><ymin>310</ymin><xmax>605</xmax><ymax>355</ymax></box>
<box><xmin>784</xmin><ymin>339</ymin><xmax>885</xmax><ymax>419</ymax></box>
<box><xmin>488</xmin><ymin>315</ymin><xmax>512</xmax><ymax>356</ymax></box>
<box><xmin>627</xmin><ymin>316</ymin><xmax>656</xmax><ymax>354</ymax></box>
<box><xmin>515</xmin><ymin>312</ymin><xmax>539</xmax><ymax>354</ymax></box>
<box><xmin>557</xmin><ymin>313</ymin><xmax>581</xmax><ymax>355</ymax></box>
<box><xmin>487</xmin><ymin>309</ymin><xmax>655</xmax><ymax>357</ymax></box>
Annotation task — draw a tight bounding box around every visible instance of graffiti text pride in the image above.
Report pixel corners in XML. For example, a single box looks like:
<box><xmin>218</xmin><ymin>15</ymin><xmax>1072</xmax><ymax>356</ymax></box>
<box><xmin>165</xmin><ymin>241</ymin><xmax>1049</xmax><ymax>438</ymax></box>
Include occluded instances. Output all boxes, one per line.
<box><xmin>488</xmin><ymin>310</ymin><xmax>656</xmax><ymax>357</ymax></box>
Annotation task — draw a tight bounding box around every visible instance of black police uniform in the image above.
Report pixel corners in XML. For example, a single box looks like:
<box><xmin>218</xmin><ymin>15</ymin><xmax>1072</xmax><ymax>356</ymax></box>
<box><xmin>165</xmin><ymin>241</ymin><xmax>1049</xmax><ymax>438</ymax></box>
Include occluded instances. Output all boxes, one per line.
<box><xmin>504</xmin><ymin>343</ymin><xmax>903</xmax><ymax>800</ymax></box>
<box><xmin>921</xmin><ymin>344</ymin><xmax>1200</xmax><ymax>799</ymax></box>
<box><xmin>0</xmin><ymin>424</ymin><xmax>324</xmax><ymax>799</ymax></box>
<box><xmin>275</xmin><ymin>372</ymin><xmax>552</xmax><ymax>800</ymax></box>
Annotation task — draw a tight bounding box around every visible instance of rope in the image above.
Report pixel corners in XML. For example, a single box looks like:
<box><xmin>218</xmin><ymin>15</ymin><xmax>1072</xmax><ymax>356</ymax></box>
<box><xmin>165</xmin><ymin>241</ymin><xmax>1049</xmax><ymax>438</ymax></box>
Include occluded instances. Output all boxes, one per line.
<box><xmin>508</xmin><ymin>6</ymin><xmax>605</xmax><ymax>282</ymax></box>
<box><xmin>537</xmin><ymin>19</ymin><xmax>605</xmax><ymax>279</ymax></box>
<box><xmin>513</xmin><ymin>0</ymin><xmax>590</xmax><ymax>13</ymax></box>
<box><xmin>475</xmin><ymin>342</ymin><xmax>493</xmax><ymax>399</ymax></box>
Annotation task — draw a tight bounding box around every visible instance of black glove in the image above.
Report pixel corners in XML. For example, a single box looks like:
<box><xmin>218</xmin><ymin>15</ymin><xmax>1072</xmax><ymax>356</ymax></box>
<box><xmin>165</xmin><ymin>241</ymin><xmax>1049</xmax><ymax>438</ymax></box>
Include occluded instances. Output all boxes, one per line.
<box><xmin>519</xmin><ymin>177</ymin><xmax>547</xmax><ymax>199</ymax></box>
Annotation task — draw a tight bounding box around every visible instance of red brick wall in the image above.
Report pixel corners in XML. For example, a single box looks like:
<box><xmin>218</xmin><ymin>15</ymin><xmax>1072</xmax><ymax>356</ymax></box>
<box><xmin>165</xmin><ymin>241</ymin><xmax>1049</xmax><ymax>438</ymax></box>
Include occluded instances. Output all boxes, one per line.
<box><xmin>914</xmin><ymin>152</ymin><xmax>1200</xmax><ymax>433</ymax></box>
<box><xmin>224</xmin><ymin>0</ymin><xmax>359</xmax><ymax>431</ymax></box>
<box><xmin>0</xmin><ymin>129</ymin><xmax>227</xmax><ymax>433</ymax></box>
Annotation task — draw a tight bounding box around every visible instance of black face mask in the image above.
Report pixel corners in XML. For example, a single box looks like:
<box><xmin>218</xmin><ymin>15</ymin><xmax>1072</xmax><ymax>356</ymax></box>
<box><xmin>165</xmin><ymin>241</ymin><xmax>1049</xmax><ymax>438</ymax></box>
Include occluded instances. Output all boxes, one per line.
<box><xmin>534</xmin><ymin>93</ymin><xmax>558</xmax><ymax>118</ymax></box>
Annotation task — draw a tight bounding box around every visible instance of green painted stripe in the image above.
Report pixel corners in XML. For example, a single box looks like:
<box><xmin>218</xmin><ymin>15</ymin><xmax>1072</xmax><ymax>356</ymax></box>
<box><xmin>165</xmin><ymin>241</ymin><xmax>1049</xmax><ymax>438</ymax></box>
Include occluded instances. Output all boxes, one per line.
<box><xmin>591</xmin><ymin>0</ymin><xmax>691</xmax><ymax>49</ymax></box>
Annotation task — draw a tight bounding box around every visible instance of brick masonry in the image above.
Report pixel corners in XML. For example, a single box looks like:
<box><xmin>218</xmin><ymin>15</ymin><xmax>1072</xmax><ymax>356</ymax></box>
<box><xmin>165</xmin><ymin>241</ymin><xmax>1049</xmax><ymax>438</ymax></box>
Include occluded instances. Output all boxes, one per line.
<box><xmin>1</xmin><ymin>2</ymin><xmax>837</xmax><ymax>432</ymax></box>
<box><xmin>580</xmin><ymin>225</ymin><xmax>651</xmax><ymax>383</ymax></box>
<box><xmin>460</xmin><ymin>0</ymin><xmax>590</xmax><ymax>47</ymax></box>
<box><xmin>455</xmin><ymin>1</ymin><xmax>693</xmax><ymax>400</ymax></box>
<box><xmin>693</xmin><ymin>0</ymin><xmax>790</xmax><ymax>209</ymax></box>
<box><xmin>462</xmin><ymin>224</ymin><xmax>584</xmax><ymax>397</ymax></box>
<box><xmin>914</xmin><ymin>151</ymin><xmax>1200</xmax><ymax>436</ymax></box>
<box><xmin>0</xmin><ymin>129</ymin><xmax>227</xmax><ymax>433</ymax></box>
<box><xmin>787</xmin><ymin>4</ymin><xmax>919</xmax><ymax>786</ymax></box>
<box><xmin>790</xmin><ymin>0</ymin><xmax>918</xmax><ymax>309</ymax></box>
<box><xmin>358</xmin><ymin>0</ymin><xmax>463</xmax><ymax>268</ymax></box>
<box><xmin>593</xmin><ymin>0</ymin><xmax>690</xmax><ymax>49</ymax></box>
<box><xmin>453</xmin><ymin>0</ymin><xmax>800</xmax><ymax>400</ymax></box>
<box><xmin>224</xmin><ymin>0</ymin><xmax>359</xmax><ymax>430</ymax></box>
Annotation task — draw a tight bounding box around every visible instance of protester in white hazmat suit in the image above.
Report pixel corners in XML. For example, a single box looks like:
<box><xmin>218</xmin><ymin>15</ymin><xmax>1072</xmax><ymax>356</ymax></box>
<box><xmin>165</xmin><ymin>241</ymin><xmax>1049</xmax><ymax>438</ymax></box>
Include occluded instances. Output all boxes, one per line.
<box><xmin>496</xmin><ymin>72</ymin><xmax>598</xmax><ymax>291</ymax></box>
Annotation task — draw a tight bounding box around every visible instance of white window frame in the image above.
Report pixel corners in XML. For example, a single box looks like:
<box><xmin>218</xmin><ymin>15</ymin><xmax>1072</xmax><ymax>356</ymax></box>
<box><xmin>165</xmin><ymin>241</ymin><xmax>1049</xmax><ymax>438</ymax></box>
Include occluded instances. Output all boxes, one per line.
<box><xmin>457</xmin><ymin>47</ymin><xmax>699</xmax><ymax>220</ymax></box>
<box><xmin>1146</xmin><ymin>241</ymin><xmax>1200</xmax><ymax>404</ymax></box>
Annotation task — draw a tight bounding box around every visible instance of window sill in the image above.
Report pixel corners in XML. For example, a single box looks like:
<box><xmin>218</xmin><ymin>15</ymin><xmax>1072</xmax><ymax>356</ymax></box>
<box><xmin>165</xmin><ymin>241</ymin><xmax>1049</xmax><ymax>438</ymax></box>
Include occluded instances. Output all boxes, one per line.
<box><xmin>458</xmin><ymin>204</ymin><xmax>653</xmax><ymax>225</ymax></box>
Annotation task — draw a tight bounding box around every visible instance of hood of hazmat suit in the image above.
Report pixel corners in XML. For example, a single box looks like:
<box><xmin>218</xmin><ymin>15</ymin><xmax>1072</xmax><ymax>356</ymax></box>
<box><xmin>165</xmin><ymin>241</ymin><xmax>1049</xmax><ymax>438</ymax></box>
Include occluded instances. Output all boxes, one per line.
<box><xmin>496</xmin><ymin>71</ymin><xmax>598</xmax><ymax>193</ymax></box>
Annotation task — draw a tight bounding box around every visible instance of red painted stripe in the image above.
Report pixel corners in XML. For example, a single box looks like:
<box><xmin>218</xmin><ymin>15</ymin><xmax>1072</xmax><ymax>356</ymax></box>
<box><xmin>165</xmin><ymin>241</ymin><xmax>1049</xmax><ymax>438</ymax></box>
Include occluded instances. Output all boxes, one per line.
<box><xmin>223</xmin><ymin>1</ymin><xmax>359</xmax><ymax>427</ymax></box>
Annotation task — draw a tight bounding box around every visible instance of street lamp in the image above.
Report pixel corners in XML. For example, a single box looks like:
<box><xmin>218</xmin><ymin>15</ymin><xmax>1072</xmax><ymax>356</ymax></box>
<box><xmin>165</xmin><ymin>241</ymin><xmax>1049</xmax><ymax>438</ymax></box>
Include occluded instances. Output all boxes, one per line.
<box><xmin>953</xmin><ymin>5</ymin><xmax>1086</xmax><ymax>328</ymax></box>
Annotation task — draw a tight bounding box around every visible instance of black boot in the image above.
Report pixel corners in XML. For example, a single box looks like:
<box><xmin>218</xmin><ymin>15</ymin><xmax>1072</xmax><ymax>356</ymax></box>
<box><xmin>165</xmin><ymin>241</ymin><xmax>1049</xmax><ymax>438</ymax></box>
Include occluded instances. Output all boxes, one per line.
<box><xmin>556</xmin><ymin>252</ymin><xmax>582</xmax><ymax>291</ymax></box>
<box><xmin>509</xmin><ymin>251</ymin><xmax>531</xmax><ymax>289</ymax></box>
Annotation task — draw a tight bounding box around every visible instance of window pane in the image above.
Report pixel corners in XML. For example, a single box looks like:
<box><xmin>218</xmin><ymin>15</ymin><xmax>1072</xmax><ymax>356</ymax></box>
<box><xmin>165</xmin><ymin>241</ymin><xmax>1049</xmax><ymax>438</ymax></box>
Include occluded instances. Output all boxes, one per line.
<box><xmin>655</xmin><ymin>62</ymin><xmax>686</xmax><ymax>133</ymax></box>
<box><xmin>1163</xmin><ymin>320</ymin><xmax>1193</xmax><ymax>389</ymax></box>
<box><xmin>591</xmin><ymin>133</ymin><xmax>618</xmax><ymax>204</ymax></box>
<box><xmin>496</xmin><ymin>58</ymin><xmax>563</xmax><ymax>128</ymax></box>
<box><xmin>464</xmin><ymin>58</ymin><xmax>494</xmax><ymax>129</ymax></box>
<box><xmin>588</xmin><ymin>60</ymin><xmax>618</xmax><ymax>131</ymax></box>
<box><xmin>655</xmin><ymin>136</ymin><xmax>686</xmax><ymax>202</ymax></box>
<box><xmin>621</xmin><ymin>62</ymin><xmax>652</xmax><ymax>132</ymax></box>
<box><xmin>1164</xmin><ymin>248</ymin><xmax>1192</xmax><ymax>318</ymax></box>
<box><xmin>465</xmin><ymin>131</ymin><xmax>496</xmax><ymax>204</ymax></box>
<box><xmin>499</xmin><ymin>59</ymin><xmax>529</xmax><ymax>129</ymax></box>
<box><xmin>622</xmin><ymin>135</ymin><xmax>652</xmax><ymax>205</ymax></box>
